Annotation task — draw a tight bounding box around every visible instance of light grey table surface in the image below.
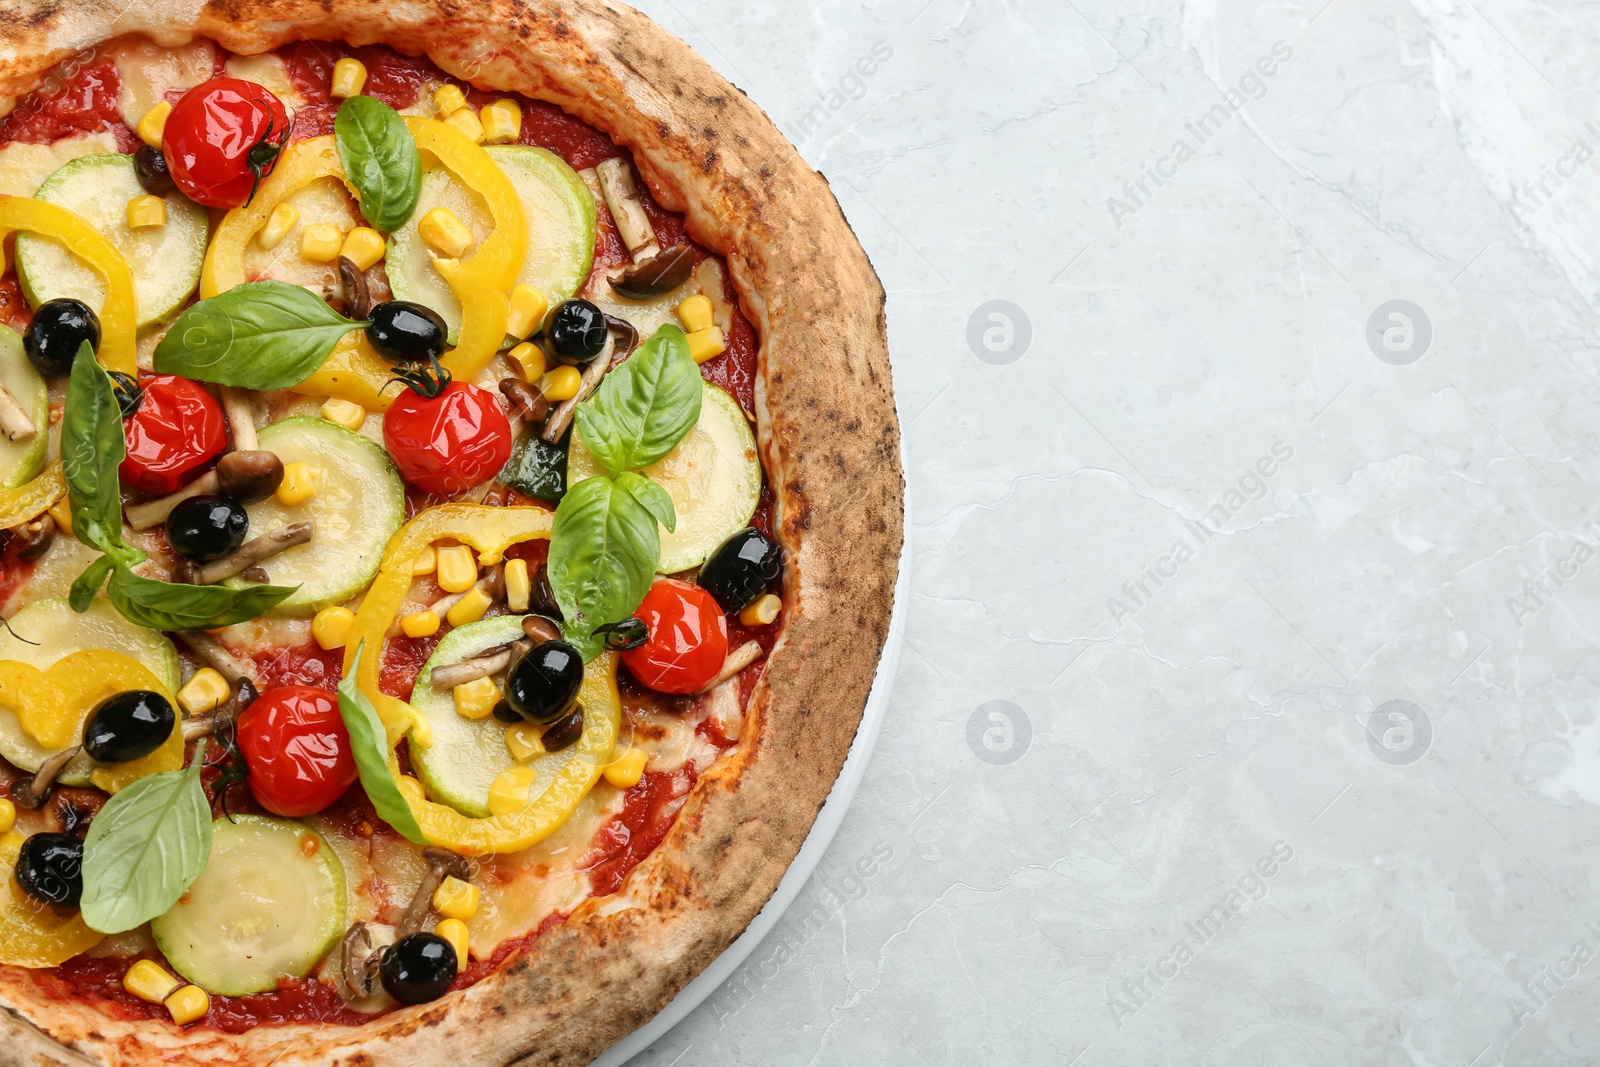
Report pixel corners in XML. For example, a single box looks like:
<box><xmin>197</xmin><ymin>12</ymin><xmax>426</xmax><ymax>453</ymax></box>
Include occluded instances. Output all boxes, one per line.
<box><xmin>623</xmin><ymin>2</ymin><xmax>1600</xmax><ymax>1064</ymax></box>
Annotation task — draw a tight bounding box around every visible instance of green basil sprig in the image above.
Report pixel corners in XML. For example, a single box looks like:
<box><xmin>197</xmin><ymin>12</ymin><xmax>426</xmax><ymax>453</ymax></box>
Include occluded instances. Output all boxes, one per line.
<box><xmin>338</xmin><ymin>643</ymin><xmax>427</xmax><ymax>844</ymax></box>
<box><xmin>573</xmin><ymin>324</ymin><xmax>702</xmax><ymax>475</ymax></box>
<box><xmin>107</xmin><ymin>566</ymin><xmax>297</xmax><ymax>631</ymax></box>
<box><xmin>152</xmin><ymin>281</ymin><xmax>368</xmax><ymax>390</ymax></box>
<box><xmin>548</xmin><ymin>472</ymin><xmax>674</xmax><ymax>661</ymax></box>
<box><xmin>62</xmin><ymin>352</ymin><xmax>143</xmax><ymax>568</ymax></box>
<box><xmin>335</xmin><ymin>96</ymin><xmax>422</xmax><ymax>232</ymax></box>
<box><xmin>81</xmin><ymin>740</ymin><xmax>213</xmax><ymax>934</ymax></box>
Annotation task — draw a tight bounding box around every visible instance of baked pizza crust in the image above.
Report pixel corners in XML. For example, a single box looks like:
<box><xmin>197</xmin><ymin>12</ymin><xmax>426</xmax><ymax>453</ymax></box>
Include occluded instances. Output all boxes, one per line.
<box><xmin>0</xmin><ymin>1</ymin><xmax>901</xmax><ymax>1064</ymax></box>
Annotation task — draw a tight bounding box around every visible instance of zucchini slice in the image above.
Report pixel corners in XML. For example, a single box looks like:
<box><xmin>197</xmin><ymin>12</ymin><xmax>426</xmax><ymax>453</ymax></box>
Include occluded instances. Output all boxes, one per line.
<box><xmin>567</xmin><ymin>380</ymin><xmax>760</xmax><ymax>573</ymax></box>
<box><xmin>410</xmin><ymin>615</ymin><xmax>529</xmax><ymax>818</ymax></box>
<box><xmin>16</xmin><ymin>153</ymin><xmax>209</xmax><ymax>327</ymax></box>
<box><xmin>229</xmin><ymin>417</ymin><xmax>405</xmax><ymax>616</ymax></box>
<box><xmin>0</xmin><ymin>598</ymin><xmax>180</xmax><ymax>787</ymax></box>
<box><xmin>387</xmin><ymin>145</ymin><xmax>596</xmax><ymax>344</ymax></box>
<box><xmin>0</xmin><ymin>327</ymin><xmax>48</xmax><ymax>489</ymax></box>
<box><xmin>151</xmin><ymin>815</ymin><xmax>346</xmax><ymax>997</ymax></box>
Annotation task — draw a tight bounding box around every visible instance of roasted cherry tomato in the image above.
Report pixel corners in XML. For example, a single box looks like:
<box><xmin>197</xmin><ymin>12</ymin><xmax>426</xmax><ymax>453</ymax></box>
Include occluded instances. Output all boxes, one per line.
<box><xmin>119</xmin><ymin>375</ymin><xmax>227</xmax><ymax>495</ymax></box>
<box><xmin>235</xmin><ymin>685</ymin><xmax>358</xmax><ymax>817</ymax></box>
<box><xmin>163</xmin><ymin>78</ymin><xmax>291</xmax><ymax>209</ymax></box>
<box><xmin>382</xmin><ymin>364</ymin><xmax>512</xmax><ymax>495</ymax></box>
<box><xmin>621</xmin><ymin>579</ymin><xmax>729</xmax><ymax>694</ymax></box>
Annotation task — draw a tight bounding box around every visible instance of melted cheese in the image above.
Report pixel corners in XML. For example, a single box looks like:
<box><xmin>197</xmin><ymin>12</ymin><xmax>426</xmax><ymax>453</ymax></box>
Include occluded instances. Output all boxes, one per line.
<box><xmin>0</xmin><ymin>132</ymin><xmax>118</xmax><ymax>198</ymax></box>
<box><xmin>110</xmin><ymin>37</ymin><xmax>216</xmax><ymax>129</ymax></box>
<box><xmin>224</xmin><ymin>54</ymin><xmax>305</xmax><ymax>110</ymax></box>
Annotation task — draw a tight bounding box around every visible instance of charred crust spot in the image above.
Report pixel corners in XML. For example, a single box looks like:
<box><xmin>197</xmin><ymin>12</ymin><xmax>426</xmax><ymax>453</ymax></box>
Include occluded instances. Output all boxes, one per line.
<box><xmin>701</xmin><ymin>150</ymin><xmax>717</xmax><ymax>173</ymax></box>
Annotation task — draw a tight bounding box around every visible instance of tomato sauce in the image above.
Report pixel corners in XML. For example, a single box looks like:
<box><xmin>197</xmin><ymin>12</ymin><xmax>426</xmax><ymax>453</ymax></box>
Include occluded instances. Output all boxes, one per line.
<box><xmin>4</xmin><ymin>36</ymin><xmax>779</xmax><ymax>1029</ymax></box>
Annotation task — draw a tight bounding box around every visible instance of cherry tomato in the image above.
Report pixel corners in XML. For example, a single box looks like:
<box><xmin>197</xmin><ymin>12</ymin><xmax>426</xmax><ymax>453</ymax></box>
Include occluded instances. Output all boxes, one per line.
<box><xmin>383</xmin><ymin>378</ymin><xmax>512</xmax><ymax>495</ymax></box>
<box><xmin>235</xmin><ymin>686</ymin><xmax>358</xmax><ymax>817</ymax></box>
<box><xmin>162</xmin><ymin>78</ymin><xmax>291</xmax><ymax>209</ymax></box>
<box><xmin>621</xmin><ymin>579</ymin><xmax>729</xmax><ymax>694</ymax></box>
<box><xmin>119</xmin><ymin>375</ymin><xmax>227</xmax><ymax>495</ymax></box>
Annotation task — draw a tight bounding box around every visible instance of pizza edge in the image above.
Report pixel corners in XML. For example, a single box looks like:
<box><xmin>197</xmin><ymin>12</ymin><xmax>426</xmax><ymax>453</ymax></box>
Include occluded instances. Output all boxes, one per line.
<box><xmin>0</xmin><ymin>0</ymin><xmax>902</xmax><ymax>1064</ymax></box>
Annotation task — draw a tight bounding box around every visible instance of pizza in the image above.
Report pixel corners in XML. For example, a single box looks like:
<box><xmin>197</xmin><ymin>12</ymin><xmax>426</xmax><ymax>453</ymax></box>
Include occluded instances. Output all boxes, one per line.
<box><xmin>0</xmin><ymin>3</ymin><xmax>900</xmax><ymax>1064</ymax></box>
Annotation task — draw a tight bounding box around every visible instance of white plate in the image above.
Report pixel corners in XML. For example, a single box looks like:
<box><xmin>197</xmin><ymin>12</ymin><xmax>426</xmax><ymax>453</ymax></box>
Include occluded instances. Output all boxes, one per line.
<box><xmin>594</xmin><ymin>543</ymin><xmax>908</xmax><ymax>1066</ymax></box>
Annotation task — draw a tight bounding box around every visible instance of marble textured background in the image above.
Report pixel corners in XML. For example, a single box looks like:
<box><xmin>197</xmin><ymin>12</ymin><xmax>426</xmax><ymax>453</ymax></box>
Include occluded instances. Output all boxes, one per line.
<box><xmin>622</xmin><ymin>1</ymin><xmax>1600</xmax><ymax>1064</ymax></box>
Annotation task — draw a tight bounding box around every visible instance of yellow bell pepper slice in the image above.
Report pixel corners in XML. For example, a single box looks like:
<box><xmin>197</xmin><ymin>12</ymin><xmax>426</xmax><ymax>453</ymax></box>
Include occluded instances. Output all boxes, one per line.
<box><xmin>0</xmin><ymin>461</ymin><xmax>65</xmax><ymax>532</ymax></box>
<box><xmin>0</xmin><ymin>649</ymin><xmax>182</xmax><ymax>793</ymax></box>
<box><xmin>0</xmin><ymin>196</ymin><xmax>136</xmax><ymax>376</ymax></box>
<box><xmin>404</xmin><ymin>117</ymin><xmax>525</xmax><ymax>383</ymax></box>
<box><xmin>0</xmin><ymin>830</ymin><xmax>103</xmax><ymax>967</ymax></box>
<box><xmin>343</xmin><ymin>504</ymin><xmax>619</xmax><ymax>855</ymax></box>
<box><xmin>202</xmin><ymin>124</ymin><xmax>525</xmax><ymax>410</ymax></box>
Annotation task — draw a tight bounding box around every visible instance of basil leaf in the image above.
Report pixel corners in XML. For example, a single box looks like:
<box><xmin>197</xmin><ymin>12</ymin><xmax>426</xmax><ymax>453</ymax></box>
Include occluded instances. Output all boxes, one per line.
<box><xmin>152</xmin><ymin>281</ymin><xmax>368</xmax><ymax>390</ymax></box>
<box><xmin>620</xmin><ymin>471</ymin><xmax>676</xmax><ymax>533</ymax></box>
<box><xmin>335</xmin><ymin>96</ymin><xmax>423</xmax><ymax>232</ymax></box>
<box><xmin>69</xmin><ymin>555</ymin><xmax>115</xmax><ymax>612</ymax></box>
<box><xmin>81</xmin><ymin>740</ymin><xmax>213</xmax><ymax>934</ymax></box>
<box><xmin>574</xmin><ymin>324</ymin><xmax>702</xmax><ymax>474</ymax></box>
<box><xmin>62</xmin><ymin>349</ymin><xmax>140</xmax><ymax>567</ymax></box>
<box><xmin>548</xmin><ymin>475</ymin><xmax>661</xmax><ymax>660</ymax></box>
<box><xmin>338</xmin><ymin>643</ymin><xmax>427</xmax><ymax>844</ymax></box>
<box><xmin>107</xmin><ymin>565</ymin><xmax>297</xmax><ymax>631</ymax></box>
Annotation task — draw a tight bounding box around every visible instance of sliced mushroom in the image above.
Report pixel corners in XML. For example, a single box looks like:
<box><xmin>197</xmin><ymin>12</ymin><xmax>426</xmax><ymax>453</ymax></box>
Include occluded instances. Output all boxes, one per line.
<box><xmin>420</xmin><ymin>563</ymin><xmax>504</xmax><ymax>624</ymax></box>
<box><xmin>337</xmin><ymin>255</ymin><xmax>375</xmax><ymax>320</ymax></box>
<box><xmin>340</xmin><ymin>922</ymin><xmax>383</xmax><ymax>1000</ymax></box>
<box><xmin>522</xmin><ymin>615</ymin><xmax>561</xmax><ymax>644</ymax></box>
<box><xmin>176</xmin><ymin>630</ymin><xmax>258</xmax><ymax>687</ymax></box>
<box><xmin>603</xmin><ymin>313</ymin><xmax>641</xmax><ymax>358</ymax></box>
<box><xmin>397</xmin><ymin>847</ymin><xmax>473</xmax><ymax>938</ymax></box>
<box><xmin>196</xmin><ymin>520</ymin><xmax>312</xmax><ymax>584</ymax></box>
<box><xmin>184</xmin><ymin>677</ymin><xmax>258</xmax><ymax>741</ymax></box>
<box><xmin>219</xmin><ymin>387</ymin><xmax>259</xmax><ymax>453</ymax></box>
<box><xmin>499</xmin><ymin>378</ymin><xmax>548</xmax><ymax>426</ymax></box>
<box><xmin>0</xmin><ymin>380</ymin><xmax>38</xmax><ymax>443</ymax></box>
<box><xmin>429</xmin><ymin>645</ymin><xmax>514</xmax><ymax>691</ymax></box>
<box><xmin>125</xmin><ymin>471</ymin><xmax>220</xmax><ymax>531</ymax></box>
<box><xmin>12</xmin><ymin>515</ymin><xmax>55</xmax><ymax>561</ymax></box>
<box><xmin>217</xmin><ymin>450</ymin><xmax>285</xmax><ymax>505</ymax></box>
<box><xmin>693</xmin><ymin>640</ymin><xmax>763</xmax><ymax>696</ymax></box>
<box><xmin>595</xmin><ymin>156</ymin><xmax>659</xmax><ymax>263</ymax></box>
<box><xmin>609</xmin><ymin>244</ymin><xmax>694</xmax><ymax>300</ymax></box>
<box><xmin>11</xmin><ymin>745</ymin><xmax>81</xmax><ymax>810</ymax></box>
<box><xmin>541</xmin><ymin>332</ymin><xmax>615</xmax><ymax>445</ymax></box>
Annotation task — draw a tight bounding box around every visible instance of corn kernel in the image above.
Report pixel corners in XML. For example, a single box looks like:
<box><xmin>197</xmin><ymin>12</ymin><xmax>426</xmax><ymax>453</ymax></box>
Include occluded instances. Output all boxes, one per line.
<box><xmin>508</xmin><ymin>341</ymin><xmax>546</xmax><ymax>382</ymax></box>
<box><xmin>506</xmin><ymin>284</ymin><xmax>548</xmax><ymax>340</ymax></box>
<box><xmin>123</xmin><ymin>960</ymin><xmax>182</xmax><ymax>1004</ymax></box>
<box><xmin>434</xmin><ymin>917</ymin><xmax>470</xmax><ymax>972</ymax></box>
<box><xmin>435</xmin><ymin>545</ymin><xmax>478</xmax><ymax>593</ymax></box>
<box><xmin>275</xmin><ymin>462</ymin><xmax>319</xmax><ymax>505</ymax></box>
<box><xmin>331</xmin><ymin>57</ymin><xmax>367</xmax><ymax>98</ymax></box>
<box><xmin>504</xmin><ymin>722</ymin><xmax>545</xmax><ymax>763</ymax></box>
<box><xmin>321</xmin><ymin>397</ymin><xmax>366</xmax><ymax>430</ymax></box>
<box><xmin>257</xmin><ymin>202</ymin><xmax>299</xmax><ymax>250</ymax></box>
<box><xmin>678</xmin><ymin>294</ymin><xmax>715</xmax><ymax>333</ymax></box>
<box><xmin>126</xmin><ymin>195</ymin><xmax>166</xmax><ymax>231</ymax></box>
<box><xmin>165</xmin><ymin>984</ymin><xmax>209</xmax><ymax>1025</ymax></box>
<box><xmin>481</xmin><ymin>100</ymin><xmax>522</xmax><ymax>145</ymax></box>
<box><xmin>0</xmin><ymin>797</ymin><xmax>14</xmax><ymax>835</ymax></box>
<box><xmin>740</xmin><ymin>593</ymin><xmax>781</xmax><ymax>627</ymax></box>
<box><xmin>444</xmin><ymin>107</ymin><xmax>485</xmax><ymax>144</ymax></box>
<box><xmin>419</xmin><ymin>207</ymin><xmax>473</xmax><ymax>258</ymax></box>
<box><xmin>411</xmin><ymin>545</ymin><xmax>438</xmax><ymax>575</ymax></box>
<box><xmin>312</xmin><ymin>606</ymin><xmax>356</xmax><ymax>650</ymax></box>
<box><xmin>340</xmin><ymin>226</ymin><xmax>385</xmax><ymax>271</ymax></box>
<box><xmin>48</xmin><ymin>497</ymin><xmax>72</xmax><ymax>539</ymax></box>
<box><xmin>301</xmin><ymin>222</ymin><xmax>344</xmax><ymax>263</ymax></box>
<box><xmin>137</xmin><ymin>101</ymin><xmax>171</xmax><ymax>149</ymax></box>
<box><xmin>503</xmin><ymin>558</ymin><xmax>531</xmax><ymax>613</ymax></box>
<box><xmin>177</xmin><ymin>668</ymin><xmax>230</xmax><ymax>717</ymax></box>
<box><xmin>433</xmin><ymin>84</ymin><xmax>468</xmax><ymax>117</ymax></box>
<box><xmin>487</xmin><ymin>766</ymin><xmax>538</xmax><ymax>816</ymax></box>
<box><xmin>604</xmin><ymin>746</ymin><xmax>648</xmax><ymax>789</ymax></box>
<box><xmin>687</xmin><ymin>326</ymin><xmax>727</xmax><ymax>364</ymax></box>
<box><xmin>432</xmin><ymin>876</ymin><xmax>480</xmax><ymax>920</ymax></box>
<box><xmin>445</xmin><ymin>586</ymin><xmax>492</xmax><ymax>628</ymax></box>
<box><xmin>541</xmin><ymin>365</ymin><xmax>582</xmax><ymax>402</ymax></box>
<box><xmin>453</xmin><ymin>676</ymin><xmax>499</xmax><ymax>720</ymax></box>
<box><xmin>399</xmin><ymin>612</ymin><xmax>439</xmax><ymax>639</ymax></box>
